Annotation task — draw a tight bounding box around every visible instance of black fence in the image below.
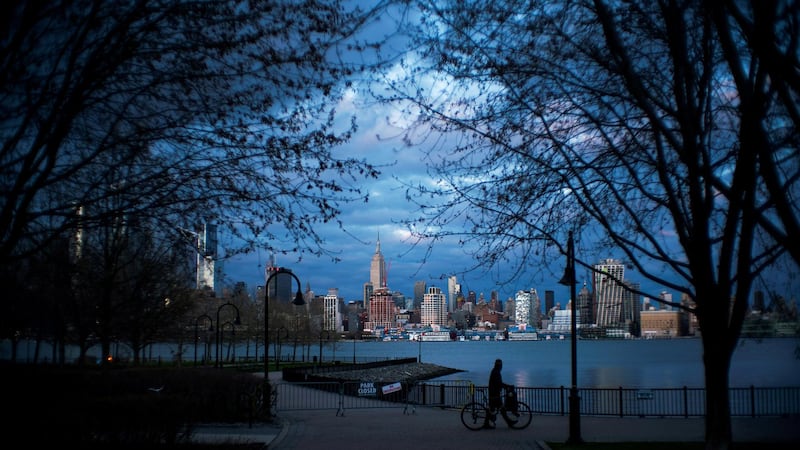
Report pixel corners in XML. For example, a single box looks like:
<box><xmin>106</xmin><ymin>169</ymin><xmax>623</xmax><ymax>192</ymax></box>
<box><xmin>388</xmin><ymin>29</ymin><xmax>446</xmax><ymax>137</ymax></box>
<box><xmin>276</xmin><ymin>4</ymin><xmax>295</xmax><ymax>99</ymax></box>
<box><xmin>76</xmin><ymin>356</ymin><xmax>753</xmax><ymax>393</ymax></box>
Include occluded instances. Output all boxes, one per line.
<box><xmin>417</xmin><ymin>381</ymin><xmax>800</xmax><ymax>418</ymax></box>
<box><xmin>275</xmin><ymin>379</ymin><xmax>800</xmax><ymax>418</ymax></box>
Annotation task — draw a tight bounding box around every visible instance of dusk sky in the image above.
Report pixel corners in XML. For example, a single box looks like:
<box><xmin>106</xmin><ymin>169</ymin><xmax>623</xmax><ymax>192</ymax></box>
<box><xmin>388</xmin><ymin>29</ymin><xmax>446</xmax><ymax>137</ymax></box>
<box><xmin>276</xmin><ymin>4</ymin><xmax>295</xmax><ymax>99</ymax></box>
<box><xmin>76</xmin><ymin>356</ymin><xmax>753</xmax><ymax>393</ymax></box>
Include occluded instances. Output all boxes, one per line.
<box><xmin>217</xmin><ymin>90</ymin><xmax>671</xmax><ymax>305</ymax></box>
<box><xmin>206</xmin><ymin>6</ymin><xmax>606</xmax><ymax>304</ymax></box>
<box><xmin>211</xmin><ymin>3</ymin><xmax>795</xmax><ymax>308</ymax></box>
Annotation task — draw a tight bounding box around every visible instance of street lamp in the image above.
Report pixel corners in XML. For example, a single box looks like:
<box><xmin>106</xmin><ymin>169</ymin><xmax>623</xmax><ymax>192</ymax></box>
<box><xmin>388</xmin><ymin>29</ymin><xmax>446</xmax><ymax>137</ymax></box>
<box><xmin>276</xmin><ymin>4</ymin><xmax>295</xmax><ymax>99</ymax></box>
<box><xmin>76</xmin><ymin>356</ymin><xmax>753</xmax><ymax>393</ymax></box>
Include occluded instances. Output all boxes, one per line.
<box><xmin>558</xmin><ymin>230</ymin><xmax>583</xmax><ymax>444</ymax></box>
<box><xmin>194</xmin><ymin>314</ymin><xmax>213</xmax><ymax>366</ymax></box>
<box><xmin>318</xmin><ymin>329</ymin><xmax>330</xmax><ymax>364</ymax></box>
<box><xmin>417</xmin><ymin>331</ymin><xmax>422</xmax><ymax>363</ymax></box>
<box><xmin>264</xmin><ymin>267</ymin><xmax>305</xmax><ymax>379</ymax></box>
<box><xmin>219</xmin><ymin>321</ymin><xmax>237</xmax><ymax>364</ymax></box>
<box><xmin>215</xmin><ymin>302</ymin><xmax>241</xmax><ymax>368</ymax></box>
<box><xmin>275</xmin><ymin>326</ymin><xmax>288</xmax><ymax>370</ymax></box>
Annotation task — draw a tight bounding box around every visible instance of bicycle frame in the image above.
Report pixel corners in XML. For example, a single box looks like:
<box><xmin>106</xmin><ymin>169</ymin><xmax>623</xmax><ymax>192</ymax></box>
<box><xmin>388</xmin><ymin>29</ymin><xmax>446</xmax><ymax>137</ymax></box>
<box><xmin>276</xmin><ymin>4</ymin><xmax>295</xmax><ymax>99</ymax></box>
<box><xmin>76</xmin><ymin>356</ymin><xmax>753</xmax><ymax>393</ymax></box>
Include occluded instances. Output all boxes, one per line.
<box><xmin>461</xmin><ymin>383</ymin><xmax>532</xmax><ymax>431</ymax></box>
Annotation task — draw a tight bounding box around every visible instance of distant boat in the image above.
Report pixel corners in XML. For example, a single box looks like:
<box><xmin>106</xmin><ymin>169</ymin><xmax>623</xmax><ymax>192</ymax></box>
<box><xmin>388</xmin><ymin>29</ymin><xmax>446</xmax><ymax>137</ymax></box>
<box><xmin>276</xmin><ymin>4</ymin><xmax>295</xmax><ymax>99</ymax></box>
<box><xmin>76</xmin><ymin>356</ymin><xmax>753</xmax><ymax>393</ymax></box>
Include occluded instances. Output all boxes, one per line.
<box><xmin>421</xmin><ymin>331</ymin><xmax>452</xmax><ymax>341</ymax></box>
<box><xmin>507</xmin><ymin>331</ymin><xmax>539</xmax><ymax>341</ymax></box>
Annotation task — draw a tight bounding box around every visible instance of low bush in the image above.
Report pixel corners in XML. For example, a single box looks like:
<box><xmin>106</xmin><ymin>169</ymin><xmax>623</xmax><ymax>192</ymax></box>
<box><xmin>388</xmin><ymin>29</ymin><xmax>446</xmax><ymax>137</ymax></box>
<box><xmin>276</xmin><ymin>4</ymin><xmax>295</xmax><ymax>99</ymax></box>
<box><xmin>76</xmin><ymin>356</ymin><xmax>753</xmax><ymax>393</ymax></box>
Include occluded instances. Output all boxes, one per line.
<box><xmin>3</xmin><ymin>364</ymin><xmax>266</xmax><ymax>448</ymax></box>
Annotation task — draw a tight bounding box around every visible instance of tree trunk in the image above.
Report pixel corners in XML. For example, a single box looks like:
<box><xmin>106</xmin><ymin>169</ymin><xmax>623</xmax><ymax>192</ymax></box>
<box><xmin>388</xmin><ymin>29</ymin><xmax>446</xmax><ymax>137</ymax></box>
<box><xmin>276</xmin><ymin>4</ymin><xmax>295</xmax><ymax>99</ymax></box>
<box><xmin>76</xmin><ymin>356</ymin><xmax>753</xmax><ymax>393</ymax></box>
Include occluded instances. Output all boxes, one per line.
<box><xmin>700</xmin><ymin>310</ymin><xmax>734</xmax><ymax>450</ymax></box>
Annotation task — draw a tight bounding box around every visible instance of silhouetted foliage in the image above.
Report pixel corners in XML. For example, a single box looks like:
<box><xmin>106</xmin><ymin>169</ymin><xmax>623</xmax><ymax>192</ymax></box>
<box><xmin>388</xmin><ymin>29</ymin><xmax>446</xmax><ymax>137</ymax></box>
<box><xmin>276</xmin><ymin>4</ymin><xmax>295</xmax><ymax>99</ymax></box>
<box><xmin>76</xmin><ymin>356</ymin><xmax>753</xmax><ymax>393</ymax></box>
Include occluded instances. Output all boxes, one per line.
<box><xmin>379</xmin><ymin>1</ymin><xmax>800</xmax><ymax>449</ymax></box>
<box><xmin>4</xmin><ymin>364</ymin><xmax>267</xmax><ymax>448</ymax></box>
<box><xmin>1</xmin><ymin>0</ymin><xmax>394</xmax><ymax>365</ymax></box>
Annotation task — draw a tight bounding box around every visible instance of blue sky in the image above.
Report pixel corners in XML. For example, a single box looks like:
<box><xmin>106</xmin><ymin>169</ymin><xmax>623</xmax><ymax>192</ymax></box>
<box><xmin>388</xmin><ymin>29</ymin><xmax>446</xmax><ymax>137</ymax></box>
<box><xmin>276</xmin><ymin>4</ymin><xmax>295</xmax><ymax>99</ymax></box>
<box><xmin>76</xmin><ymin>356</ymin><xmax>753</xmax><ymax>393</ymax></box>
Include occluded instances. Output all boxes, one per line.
<box><xmin>217</xmin><ymin>92</ymin><xmax>671</xmax><ymax>306</ymax></box>
<box><xmin>215</xmin><ymin>3</ymin><xmax>797</xmax><ymax>309</ymax></box>
<box><xmin>215</xmin><ymin>39</ymin><xmax>689</xmax><ymax>307</ymax></box>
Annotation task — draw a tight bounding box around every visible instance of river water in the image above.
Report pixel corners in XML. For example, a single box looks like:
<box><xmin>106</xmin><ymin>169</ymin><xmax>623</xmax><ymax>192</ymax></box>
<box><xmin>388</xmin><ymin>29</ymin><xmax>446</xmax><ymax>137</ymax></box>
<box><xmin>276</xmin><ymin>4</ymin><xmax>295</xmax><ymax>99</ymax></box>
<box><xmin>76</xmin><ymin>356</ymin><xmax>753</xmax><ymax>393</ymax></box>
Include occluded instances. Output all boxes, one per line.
<box><xmin>319</xmin><ymin>337</ymin><xmax>800</xmax><ymax>388</ymax></box>
<box><xmin>5</xmin><ymin>336</ymin><xmax>799</xmax><ymax>389</ymax></box>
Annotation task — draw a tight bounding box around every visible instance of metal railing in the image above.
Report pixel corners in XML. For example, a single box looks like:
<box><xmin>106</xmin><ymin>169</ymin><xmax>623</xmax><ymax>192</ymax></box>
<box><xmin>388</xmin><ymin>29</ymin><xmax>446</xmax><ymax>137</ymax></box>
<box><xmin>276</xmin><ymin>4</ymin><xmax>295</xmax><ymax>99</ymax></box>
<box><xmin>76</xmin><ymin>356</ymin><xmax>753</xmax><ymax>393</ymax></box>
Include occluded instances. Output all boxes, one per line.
<box><xmin>273</xmin><ymin>379</ymin><xmax>800</xmax><ymax>418</ymax></box>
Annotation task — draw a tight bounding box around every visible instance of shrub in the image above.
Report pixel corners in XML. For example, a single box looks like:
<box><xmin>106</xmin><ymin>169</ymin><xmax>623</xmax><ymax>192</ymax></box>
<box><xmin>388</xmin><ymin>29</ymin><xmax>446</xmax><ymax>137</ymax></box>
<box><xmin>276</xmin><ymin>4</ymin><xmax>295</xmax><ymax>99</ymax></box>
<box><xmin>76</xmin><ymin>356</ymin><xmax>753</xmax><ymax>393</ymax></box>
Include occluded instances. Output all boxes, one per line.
<box><xmin>3</xmin><ymin>364</ymin><xmax>265</xmax><ymax>448</ymax></box>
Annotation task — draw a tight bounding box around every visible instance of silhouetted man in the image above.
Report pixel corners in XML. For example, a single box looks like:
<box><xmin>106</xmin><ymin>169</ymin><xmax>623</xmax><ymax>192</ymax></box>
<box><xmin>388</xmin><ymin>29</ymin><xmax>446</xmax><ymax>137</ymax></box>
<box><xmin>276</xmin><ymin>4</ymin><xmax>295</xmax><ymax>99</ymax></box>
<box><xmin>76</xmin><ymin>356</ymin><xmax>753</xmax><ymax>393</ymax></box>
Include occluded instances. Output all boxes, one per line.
<box><xmin>485</xmin><ymin>358</ymin><xmax>512</xmax><ymax>428</ymax></box>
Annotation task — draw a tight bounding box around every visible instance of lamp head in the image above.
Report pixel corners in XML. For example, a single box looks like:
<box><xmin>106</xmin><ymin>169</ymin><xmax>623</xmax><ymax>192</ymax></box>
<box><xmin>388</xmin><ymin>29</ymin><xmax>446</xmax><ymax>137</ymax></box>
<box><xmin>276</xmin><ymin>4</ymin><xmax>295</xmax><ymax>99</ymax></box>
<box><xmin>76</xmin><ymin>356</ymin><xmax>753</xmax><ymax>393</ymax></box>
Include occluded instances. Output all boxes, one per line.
<box><xmin>292</xmin><ymin>290</ymin><xmax>306</xmax><ymax>306</ymax></box>
<box><xmin>558</xmin><ymin>266</ymin><xmax>576</xmax><ymax>286</ymax></box>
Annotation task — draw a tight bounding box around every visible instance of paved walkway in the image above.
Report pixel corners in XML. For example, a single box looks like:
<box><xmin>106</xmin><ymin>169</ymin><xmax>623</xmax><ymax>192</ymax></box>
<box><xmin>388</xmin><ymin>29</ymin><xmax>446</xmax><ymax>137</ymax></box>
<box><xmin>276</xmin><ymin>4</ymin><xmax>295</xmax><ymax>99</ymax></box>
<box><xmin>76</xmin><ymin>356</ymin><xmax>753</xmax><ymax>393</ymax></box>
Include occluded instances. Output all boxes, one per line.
<box><xmin>192</xmin><ymin>372</ymin><xmax>800</xmax><ymax>449</ymax></box>
<box><xmin>194</xmin><ymin>409</ymin><xmax>800</xmax><ymax>449</ymax></box>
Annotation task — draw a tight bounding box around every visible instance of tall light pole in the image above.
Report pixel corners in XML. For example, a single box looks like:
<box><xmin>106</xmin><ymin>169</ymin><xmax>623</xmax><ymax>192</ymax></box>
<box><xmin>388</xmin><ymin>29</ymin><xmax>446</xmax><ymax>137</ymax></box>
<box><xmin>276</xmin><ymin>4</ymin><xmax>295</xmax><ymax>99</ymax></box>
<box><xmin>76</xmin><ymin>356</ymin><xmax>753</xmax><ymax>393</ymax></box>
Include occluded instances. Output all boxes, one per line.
<box><xmin>215</xmin><ymin>302</ymin><xmax>240</xmax><ymax>368</ymax></box>
<box><xmin>318</xmin><ymin>329</ymin><xmax>330</xmax><ymax>364</ymax></box>
<box><xmin>275</xmin><ymin>326</ymin><xmax>288</xmax><ymax>370</ymax></box>
<box><xmin>220</xmin><ymin>321</ymin><xmax>237</xmax><ymax>364</ymax></box>
<box><xmin>558</xmin><ymin>230</ymin><xmax>583</xmax><ymax>444</ymax></box>
<box><xmin>264</xmin><ymin>268</ymin><xmax>305</xmax><ymax>388</ymax></box>
<box><xmin>194</xmin><ymin>314</ymin><xmax>212</xmax><ymax>365</ymax></box>
<box><xmin>417</xmin><ymin>331</ymin><xmax>422</xmax><ymax>363</ymax></box>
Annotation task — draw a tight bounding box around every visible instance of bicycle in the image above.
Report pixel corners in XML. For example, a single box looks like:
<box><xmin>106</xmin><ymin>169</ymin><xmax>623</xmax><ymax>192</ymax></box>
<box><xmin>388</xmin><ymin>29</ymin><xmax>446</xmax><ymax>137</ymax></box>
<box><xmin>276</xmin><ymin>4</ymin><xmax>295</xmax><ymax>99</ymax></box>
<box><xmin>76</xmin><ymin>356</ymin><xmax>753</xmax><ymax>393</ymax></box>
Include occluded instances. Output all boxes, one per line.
<box><xmin>460</xmin><ymin>384</ymin><xmax>532</xmax><ymax>431</ymax></box>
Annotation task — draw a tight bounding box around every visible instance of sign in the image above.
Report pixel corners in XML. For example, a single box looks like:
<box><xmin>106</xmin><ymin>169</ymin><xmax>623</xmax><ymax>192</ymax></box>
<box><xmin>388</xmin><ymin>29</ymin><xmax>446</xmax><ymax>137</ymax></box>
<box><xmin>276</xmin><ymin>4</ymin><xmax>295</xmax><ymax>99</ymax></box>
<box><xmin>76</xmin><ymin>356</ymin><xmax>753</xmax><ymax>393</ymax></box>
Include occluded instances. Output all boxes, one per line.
<box><xmin>381</xmin><ymin>382</ymin><xmax>402</xmax><ymax>395</ymax></box>
<box><xmin>358</xmin><ymin>382</ymin><xmax>377</xmax><ymax>396</ymax></box>
<box><xmin>636</xmin><ymin>390</ymin><xmax>654</xmax><ymax>400</ymax></box>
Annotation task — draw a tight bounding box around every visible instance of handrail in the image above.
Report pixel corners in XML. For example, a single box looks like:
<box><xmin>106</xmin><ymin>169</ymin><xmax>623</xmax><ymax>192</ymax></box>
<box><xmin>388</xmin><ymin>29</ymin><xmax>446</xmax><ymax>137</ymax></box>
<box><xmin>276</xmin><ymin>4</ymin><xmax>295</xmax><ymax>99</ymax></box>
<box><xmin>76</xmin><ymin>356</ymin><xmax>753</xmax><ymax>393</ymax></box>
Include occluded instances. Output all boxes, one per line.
<box><xmin>272</xmin><ymin>380</ymin><xmax>800</xmax><ymax>418</ymax></box>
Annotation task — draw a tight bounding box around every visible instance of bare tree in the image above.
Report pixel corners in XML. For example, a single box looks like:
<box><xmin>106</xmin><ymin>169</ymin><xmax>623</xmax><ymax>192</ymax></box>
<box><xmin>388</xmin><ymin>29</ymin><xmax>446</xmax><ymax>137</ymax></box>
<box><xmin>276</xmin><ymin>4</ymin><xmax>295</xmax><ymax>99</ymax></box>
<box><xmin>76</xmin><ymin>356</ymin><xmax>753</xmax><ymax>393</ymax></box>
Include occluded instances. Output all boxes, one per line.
<box><xmin>380</xmin><ymin>1</ymin><xmax>799</xmax><ymax>449</ymax></box>
<box><xmin>0</xmin><ymin>0</ymin><xmax>393</xmax><ymax>274</ymax></box>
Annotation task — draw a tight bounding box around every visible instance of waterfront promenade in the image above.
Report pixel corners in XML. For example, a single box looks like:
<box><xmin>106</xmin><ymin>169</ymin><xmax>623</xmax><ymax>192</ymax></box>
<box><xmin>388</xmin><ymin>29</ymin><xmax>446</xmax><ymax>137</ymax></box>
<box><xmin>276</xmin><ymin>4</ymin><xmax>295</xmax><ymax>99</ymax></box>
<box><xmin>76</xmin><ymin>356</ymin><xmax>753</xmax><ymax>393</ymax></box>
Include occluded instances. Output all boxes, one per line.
<box><xmin>193</xmin><ymin>371</ymin><xmax>800</xmax><ymax>449</ymax></box>
<box><xmin>269</xmin><ymin>407</ymin><xmax>800</xmax><ymax>450</ymax></box>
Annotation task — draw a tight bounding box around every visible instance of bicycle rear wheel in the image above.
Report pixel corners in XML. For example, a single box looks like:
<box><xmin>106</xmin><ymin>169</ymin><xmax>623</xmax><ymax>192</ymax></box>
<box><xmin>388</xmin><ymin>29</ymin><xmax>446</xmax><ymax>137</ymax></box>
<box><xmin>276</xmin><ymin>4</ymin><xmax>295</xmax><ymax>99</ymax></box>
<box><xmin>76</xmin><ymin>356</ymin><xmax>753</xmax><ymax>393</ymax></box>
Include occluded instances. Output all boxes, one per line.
<box><xmin>460</xmin><ymin>402</ymin><xmax>489</xmax><ymax>431</ymax></box>
<box><xmin>505</xmin><ymin>401</ymin><xmax>533</xmax><ymax>429</ymax></box>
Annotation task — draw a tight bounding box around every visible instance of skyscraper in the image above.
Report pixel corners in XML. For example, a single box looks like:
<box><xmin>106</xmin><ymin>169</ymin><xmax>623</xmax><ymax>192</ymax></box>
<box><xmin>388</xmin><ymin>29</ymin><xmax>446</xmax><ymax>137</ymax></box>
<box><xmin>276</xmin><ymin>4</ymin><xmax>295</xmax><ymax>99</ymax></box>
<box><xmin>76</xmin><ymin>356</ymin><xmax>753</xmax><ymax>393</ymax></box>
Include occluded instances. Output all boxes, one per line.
<box><xmin>413</xmin><ymin>280</ymin><xmax>427</xmax><ymax>310</ymax></box>
<box><xmin>323</xmin><ymin>288</ymin><xmax>342</xmax><ymax>332</ymax></box>
<box><xmin>578</xmin><ymin>282</ymin><xmax>593</xmax><ymax>326</ymax></box>
<box><xmin>366</xmin><ymin>287</ymin><xmax>395</xmax><ymax>332</ymax></box>
<box><xmin>514</xmin><ymin>290</ymin><xmax>531</xmax><ymax>326</ymax></box>
<box><xmin>514</xmin><ymin>289</ymin><xmax>541</xmax><ymax>327</ymax></box>
<box><xmin>197</xmin><ymin>222</ymin><xmax>221</xmax><ymax>295</ymax></box>
<box><xmin>624</xmin><ymin>281</ymin><xmax>642</xmax><ymax>336</ymax></box>
<box><xmin>447</xmin><ymin>275</ymin><xmax>458</xmax><ymax>312</ymax></box>
<box><xmin>421</xmin><ymin>286</ymin><xmax>448</xmax><ymax>327</ymax></box>
<box><xmin>266</xmin><ymin>256</ymin><xmax>295</xmax><ymax>304</ymax></box>
<box><xmin>593</xmin><ymin>258</ymin><xmax>626</xmax><ymax>328</ymax></box>
<box><xmin>370</xmin><ymin>233</ymin><xmax>387</xmax><ymax>289</ymax></box>
<box><xmin>545</xmin><ymin>290</ymin><xmax>555</xmax><ymax>315</ymax></box>
<box><xmin>362</xmin><ymin>282</ymin><xmax>374</xmax><ymax>309</ymax></box>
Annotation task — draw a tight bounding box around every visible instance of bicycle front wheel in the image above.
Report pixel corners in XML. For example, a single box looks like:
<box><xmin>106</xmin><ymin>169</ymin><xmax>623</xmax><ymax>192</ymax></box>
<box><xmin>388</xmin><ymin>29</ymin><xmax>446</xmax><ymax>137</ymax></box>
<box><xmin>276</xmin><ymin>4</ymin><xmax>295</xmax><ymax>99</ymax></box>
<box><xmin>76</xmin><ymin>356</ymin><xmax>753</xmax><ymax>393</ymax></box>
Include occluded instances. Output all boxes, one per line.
<box><xmin>460</xmin><ymin>402</ymin><xmax>489</xmax><ymax>431</ymax></box>
<box><xmin>505</xmin><ymin>401</ymin><xmax>533</xmax><ymax>429</ymax></box>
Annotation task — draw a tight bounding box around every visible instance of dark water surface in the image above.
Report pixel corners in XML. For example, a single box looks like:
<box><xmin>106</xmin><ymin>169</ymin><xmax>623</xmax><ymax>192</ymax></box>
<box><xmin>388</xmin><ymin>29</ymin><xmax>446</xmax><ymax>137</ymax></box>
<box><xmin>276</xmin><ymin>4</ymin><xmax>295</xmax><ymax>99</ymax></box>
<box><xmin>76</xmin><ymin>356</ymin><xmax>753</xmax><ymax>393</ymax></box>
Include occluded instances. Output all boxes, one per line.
<box><xmin>322</xmin><ymin>337</ymin><xmax>800</xmax><ymax>388</ymax></box>
<box><xmin>6</xmin><ymin>336</ymin><xmax>798</xmax><ymax>389</ymax></box>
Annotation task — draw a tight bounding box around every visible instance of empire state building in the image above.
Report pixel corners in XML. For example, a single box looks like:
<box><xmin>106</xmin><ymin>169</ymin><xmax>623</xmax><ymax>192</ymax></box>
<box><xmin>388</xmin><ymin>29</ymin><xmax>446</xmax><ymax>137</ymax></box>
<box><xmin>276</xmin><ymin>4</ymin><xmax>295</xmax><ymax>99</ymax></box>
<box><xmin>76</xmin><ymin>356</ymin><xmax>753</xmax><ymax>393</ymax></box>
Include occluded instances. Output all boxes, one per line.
<box><xmin>370</xmin><ymin>234</ymin><xmax>387</xmax><ymax>289</ymax></box>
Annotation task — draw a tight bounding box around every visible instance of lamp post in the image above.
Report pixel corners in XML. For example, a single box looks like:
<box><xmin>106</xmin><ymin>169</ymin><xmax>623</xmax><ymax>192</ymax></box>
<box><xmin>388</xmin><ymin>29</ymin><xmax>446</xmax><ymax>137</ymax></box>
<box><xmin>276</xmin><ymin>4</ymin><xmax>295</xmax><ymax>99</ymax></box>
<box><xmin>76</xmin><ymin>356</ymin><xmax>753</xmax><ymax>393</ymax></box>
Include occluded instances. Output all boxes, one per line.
<box><xmin>194</xmin><ymin>314</ymin><xmax>213</xmax><ymax>366</ymax></box>
<box><xmin>275</xmin><ymin>326</ymin><xmax>288</xmax><ymax>370</ymax></box>
<box><xmin>352</xmin><ymin>334</ymin><xmax>357</xmax><ymax>364</ymax></box>
<box><xmin>215</xmin><ymin>302</ymin><xmax>241</xmax><ymax>368</ymax></box>
<box><xmin>318</xmin><ymin>329</ymin><xmax>330</xmax><ymax>364</ymax></box>
<box><xmin>417</xmin><ymin>331</ymin><xmax>422</xmax><ymax>363</ymax></box>
<box><xmin>220</xmin><ymin>321</ymin><xmax>236</xmax><ymax>364</ymax></box>
<box><xmin>264</xmin><ymin>267</ymin><xmax>305</xmax><ymax>383</ymax></box>
<box><xmin>558</xmin><ymin>230</ymin><xmax>583</xmax><ymax>444</ymax></box>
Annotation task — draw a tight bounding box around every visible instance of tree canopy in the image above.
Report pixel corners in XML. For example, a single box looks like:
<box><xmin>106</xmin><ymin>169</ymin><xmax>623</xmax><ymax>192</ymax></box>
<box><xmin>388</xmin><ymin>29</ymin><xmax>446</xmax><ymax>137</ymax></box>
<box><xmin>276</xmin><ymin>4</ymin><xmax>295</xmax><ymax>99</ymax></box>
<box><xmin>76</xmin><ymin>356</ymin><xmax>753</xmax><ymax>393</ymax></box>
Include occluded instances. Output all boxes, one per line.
<box><xmin>0</xmin><ymin>0</ymin><xmax>396</xmax><ymax>369</ymax></box>
<box><xmin>379</xmin><ymin>1</ymin><xmax>799</xmax><ymax>448</ymax></box>
<box><xmin>0</xmin><ymin>0</ymin><xmax>392</xmax><ymax>269</ymax></box>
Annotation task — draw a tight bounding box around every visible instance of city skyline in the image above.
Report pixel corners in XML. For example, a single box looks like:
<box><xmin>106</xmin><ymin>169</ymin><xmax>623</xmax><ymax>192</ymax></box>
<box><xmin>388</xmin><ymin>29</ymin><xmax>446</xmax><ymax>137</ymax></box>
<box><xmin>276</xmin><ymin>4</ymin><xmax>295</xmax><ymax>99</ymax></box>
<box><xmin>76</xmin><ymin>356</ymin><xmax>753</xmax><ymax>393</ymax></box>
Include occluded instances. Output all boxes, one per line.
<box><xmin>220</xmin><ymin>228</ymin><xmax>682</xmax><ymax>310</ymax></box>
<box><xmin>216</xmin><ymin>222</ymin><xmax>796</xmax><ymax>314</ymax></box>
